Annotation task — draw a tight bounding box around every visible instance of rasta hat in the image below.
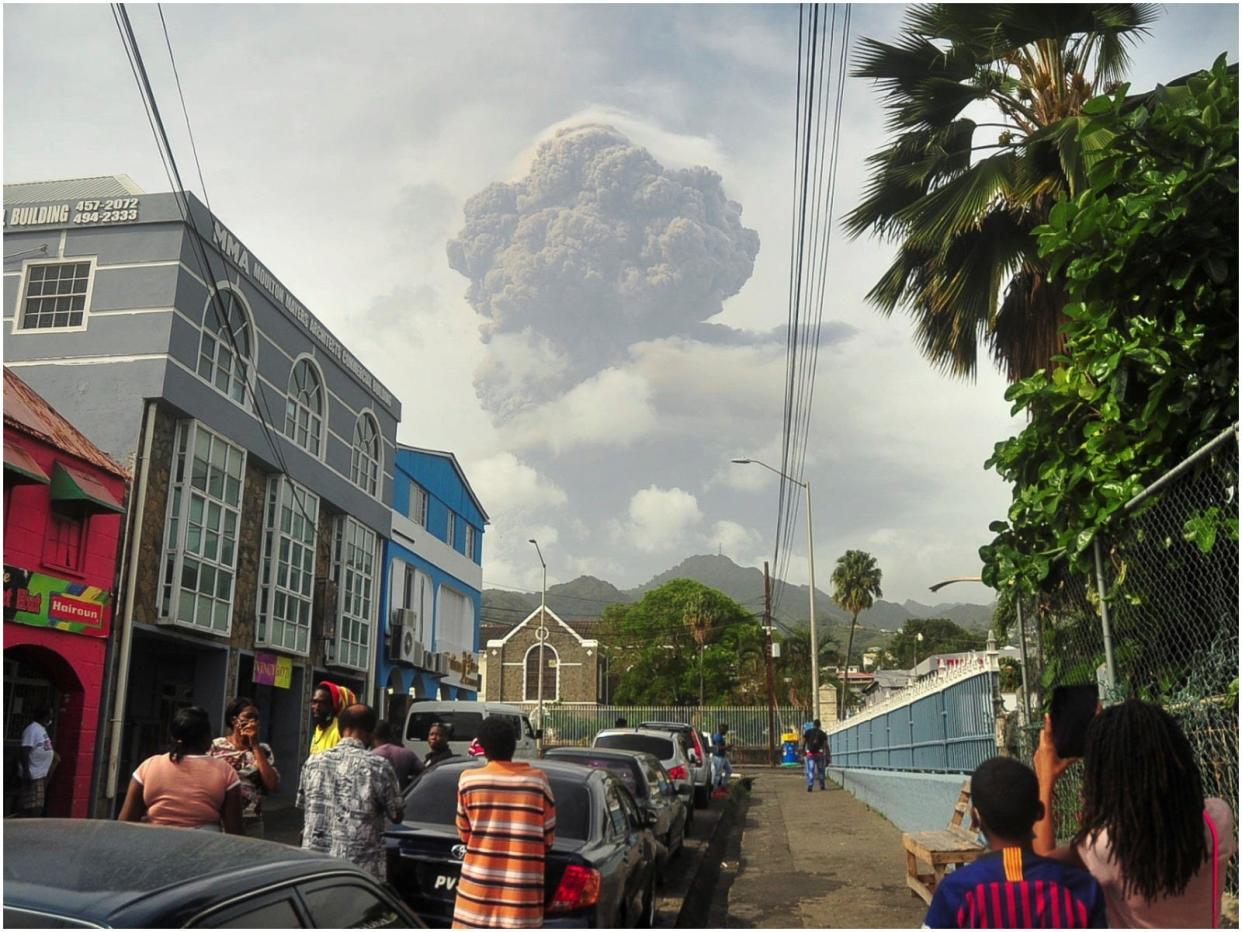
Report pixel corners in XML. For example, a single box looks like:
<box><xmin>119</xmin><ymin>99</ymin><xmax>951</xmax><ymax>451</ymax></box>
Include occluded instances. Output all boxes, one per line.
<box><xmin>317</xmin><ymin>681</ymin><xmax>357</xmax><ymax>716</ymax></box>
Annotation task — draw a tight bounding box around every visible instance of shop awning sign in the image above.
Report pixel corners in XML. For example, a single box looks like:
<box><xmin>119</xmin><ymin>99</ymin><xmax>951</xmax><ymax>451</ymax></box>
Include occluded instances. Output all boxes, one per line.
<box><xmin>254</xmin><ymin>651</ymin><xmax>293</xmax><ymax>689</ymax></box>
<box><xmin>3</xmin><ymin>564</ymin><xmax>110</xmax><ymax>637</ymax></box>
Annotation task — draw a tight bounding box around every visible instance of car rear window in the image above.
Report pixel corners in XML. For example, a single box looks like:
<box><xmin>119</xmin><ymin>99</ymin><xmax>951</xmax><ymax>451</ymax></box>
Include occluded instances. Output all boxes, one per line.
<box><xmin>405</xmin><ymin>767</ymin><xmax>591</xmax><ymax>840</ymax></box>
<box><xmin>406</xmin><ymin>711</ymin><xmax>484</xmax><ymax>742</ymax></box>
<box><xmin>550</xmin><ymin>754</ymin><xmax>645</xmax><ymax>798</ymax></box>
<box><xmin>595</xmin><ymin>734</ymin><xmax>674</xmax><ymax>759</ymax></box>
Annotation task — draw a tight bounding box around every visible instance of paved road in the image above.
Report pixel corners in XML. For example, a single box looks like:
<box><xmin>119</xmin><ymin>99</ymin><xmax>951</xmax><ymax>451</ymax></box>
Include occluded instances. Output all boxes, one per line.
<box><xmin>724</xmin><ymin>768</ymin><xmax>928</xmax><ymax>929</ymax></box>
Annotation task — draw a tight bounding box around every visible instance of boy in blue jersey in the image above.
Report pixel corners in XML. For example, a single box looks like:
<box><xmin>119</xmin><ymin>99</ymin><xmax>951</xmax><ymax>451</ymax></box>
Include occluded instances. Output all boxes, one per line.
<box><xmin>924</xmin><ymin>757</ymin><xmax>1106</xmax><ymax>929</ymax></box>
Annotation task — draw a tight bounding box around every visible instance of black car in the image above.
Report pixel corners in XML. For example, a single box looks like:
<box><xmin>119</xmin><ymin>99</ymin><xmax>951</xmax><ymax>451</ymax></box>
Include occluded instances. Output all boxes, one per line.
<box><xmin>385</xmin><ymin>758</ymin><xmax>660</xmax><ymax>928</ymax></box>
<box><xmin>544</xmin><ymin>747</ymin><xmax>688</xmax><ymax>868</ymax></box>
<box><xmin>3</xmin><ymin>819</ymin><xmax>424</xmax><ymax>928</ymax></box>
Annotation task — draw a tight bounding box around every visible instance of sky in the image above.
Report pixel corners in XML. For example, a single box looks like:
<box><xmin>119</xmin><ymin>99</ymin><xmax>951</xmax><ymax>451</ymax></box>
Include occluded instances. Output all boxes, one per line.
<box><xmin>4</xmin><ymin>3</ymin><xmax>1237</xmax><ymax>610</ymax></box>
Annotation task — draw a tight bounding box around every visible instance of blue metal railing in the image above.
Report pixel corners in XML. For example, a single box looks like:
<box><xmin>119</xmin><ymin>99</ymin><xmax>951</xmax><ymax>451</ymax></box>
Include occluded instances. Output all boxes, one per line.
<box><xmin>829</xmin><ymin>669</ymin><xmax>997</xmax><ymax>774</ymax></box>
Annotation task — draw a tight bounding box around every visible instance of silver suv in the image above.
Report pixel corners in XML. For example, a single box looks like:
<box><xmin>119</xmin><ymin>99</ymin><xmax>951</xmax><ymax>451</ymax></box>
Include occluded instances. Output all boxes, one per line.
<box><xmin>638</xmin><ymin>721</ymin><xmax>712</xmax><ymax>808</ymax></box>
<box><xmin>593</xmin><ymin>727</ymin><xmax>697</xmax><ymax>827</ymax></box>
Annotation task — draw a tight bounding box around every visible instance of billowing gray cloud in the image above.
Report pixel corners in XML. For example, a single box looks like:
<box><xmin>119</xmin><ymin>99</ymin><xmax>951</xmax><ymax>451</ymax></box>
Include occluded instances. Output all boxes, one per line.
<box><xmin>447</xmin><ymin>123</ymin><xmax>760</xmax><ymax>418</ymax></box>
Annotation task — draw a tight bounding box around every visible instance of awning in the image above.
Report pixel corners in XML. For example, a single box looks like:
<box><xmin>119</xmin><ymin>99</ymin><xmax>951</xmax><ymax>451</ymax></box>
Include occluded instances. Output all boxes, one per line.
<box><xmin>50</xmin><ymin>462</ymin><xmax>125</xmax><ymax>514</ymax></box>
<box><xmin>4</xmin><ymin>444</ymin><xmax>50</xmax><ymax>485</ymax></box>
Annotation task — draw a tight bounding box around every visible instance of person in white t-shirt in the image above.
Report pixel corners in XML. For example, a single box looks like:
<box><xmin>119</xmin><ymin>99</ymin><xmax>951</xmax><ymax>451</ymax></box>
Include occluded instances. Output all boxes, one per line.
<box><xmin>19</xmin><ymin>706</ymin><xmax>57</xmax><ymax>817</ymax></box>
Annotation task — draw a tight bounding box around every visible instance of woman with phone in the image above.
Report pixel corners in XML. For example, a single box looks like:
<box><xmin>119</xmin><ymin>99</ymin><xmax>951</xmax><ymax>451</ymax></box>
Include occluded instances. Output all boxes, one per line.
<box><xmin>1034</xmin><ymin>699</ymin><xmax>1235</xmax><ymax>927</ymax></box>
<box><xmin>209</xmin><ymin>697</ymin><xmax>280</xmax><ymax>837</ymax></box>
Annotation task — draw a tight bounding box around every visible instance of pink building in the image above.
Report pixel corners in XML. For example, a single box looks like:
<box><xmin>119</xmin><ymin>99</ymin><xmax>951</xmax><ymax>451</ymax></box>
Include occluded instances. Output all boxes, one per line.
<box><xmin>4</xmin><ymin>368</ymin><xmax>128</xmax><ymax>817</ymax></box>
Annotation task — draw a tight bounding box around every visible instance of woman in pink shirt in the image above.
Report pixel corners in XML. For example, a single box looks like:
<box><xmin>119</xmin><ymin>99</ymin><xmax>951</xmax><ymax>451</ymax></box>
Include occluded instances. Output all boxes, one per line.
<box><xmin>118</xmin><ymin>706</ymin><xmax>243</xmax><ymax>834</ymax></box>
<box><xmin>1034</xmin><ymin>699</ymin><xmax>1235</xmax><ymax>928</ymax></box>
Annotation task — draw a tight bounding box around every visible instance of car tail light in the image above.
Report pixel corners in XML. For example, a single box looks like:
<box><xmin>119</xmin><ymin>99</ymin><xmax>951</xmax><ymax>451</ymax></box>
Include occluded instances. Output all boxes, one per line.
<box><xmin>549</xmin><ymin>864</ymin><xmax>601</xmax><ymax>913</ymax></box>
<box><xmin>667</xmin><ymin>764</ymin><xmax>689</xmax><ymax>782</ymax></box>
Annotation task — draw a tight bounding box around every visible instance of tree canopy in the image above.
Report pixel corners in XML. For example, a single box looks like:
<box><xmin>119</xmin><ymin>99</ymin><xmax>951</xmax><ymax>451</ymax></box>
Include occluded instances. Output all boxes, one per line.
<box><xmin>887</xmin><ymin>618</ymin><xmax>987</xmax><ymax>669</ymax></box>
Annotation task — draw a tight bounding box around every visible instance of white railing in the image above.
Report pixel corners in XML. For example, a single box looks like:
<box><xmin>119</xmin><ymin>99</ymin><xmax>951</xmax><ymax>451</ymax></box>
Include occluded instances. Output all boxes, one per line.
<box><xmin>827</xmin><ymin>651</ymin><xmax>998</xmax><ymax>735</ymax></box>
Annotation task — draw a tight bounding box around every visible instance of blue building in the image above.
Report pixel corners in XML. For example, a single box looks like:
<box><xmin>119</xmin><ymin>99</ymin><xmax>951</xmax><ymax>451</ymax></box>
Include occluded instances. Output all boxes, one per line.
<box><xmin>379</xmin><ymin>445</ymin><xmax>487</xmax><ymax>722</ymax></box>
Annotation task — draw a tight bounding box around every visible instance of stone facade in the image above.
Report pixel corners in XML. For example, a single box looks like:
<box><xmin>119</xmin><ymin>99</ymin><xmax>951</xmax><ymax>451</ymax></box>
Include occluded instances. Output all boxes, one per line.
<box><xmin>482</xmin><ymin>609</ymin><xmax>605</xmax><ymax>705</ymax></box>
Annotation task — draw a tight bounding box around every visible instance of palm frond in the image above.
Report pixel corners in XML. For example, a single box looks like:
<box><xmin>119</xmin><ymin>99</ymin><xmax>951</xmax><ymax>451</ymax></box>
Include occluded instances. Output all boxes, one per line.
<box><xmin>897</xmin><ymin>152</ymin><xmax>1020</xmax><ymax>249</ymax></box>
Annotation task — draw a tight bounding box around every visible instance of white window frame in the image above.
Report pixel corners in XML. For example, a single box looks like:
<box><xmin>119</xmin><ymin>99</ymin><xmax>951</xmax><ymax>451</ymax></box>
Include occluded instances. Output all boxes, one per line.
<box><xmin>330</xmin><ymin>516</ymin><xmax>377</xmax><ymax>671</ymax></box>
<box><xmin>159</xmin><ymin>420</ymin><xmax>246</xmax><ymax>636</ymax></box>
<box><xmin>464</xmin><ymin>524</ymin><xmax>477</xmax><ymax>563</ymax></box>
<box><xmin>196</xmin><ymin>284</ymin><xmax>255</xmax><ymax>409</ymax></box>
<box><xmin>445</xmin><ymin>509</ymin><xmax>456</xmax><ymax>550</ymax></box>
<box><xmin>256</xmin><ymin>475</ymin><xmax>319</xmax><ymax>656</ymax></box>
<box><xmin>408</xmin><ymin>483</ymin><xmax>428</xmax><ymax>527</ymax></box>
<box><xmin>284</xmin><ymin>356</ymin><xmax>324</xmax><ymax>458</ymax></box>
<box><xmin>14</xmin><ymin>258</ymin><xmax>96</xmax><ymax>334</ymax></box>
<box><xmin>523</xmin><ymin>643</ymin><xmax>559</xmax><ymax>702</ymax></box>
<box><xmin>350</xmin><ymin>413</ymin><xmax>381</xmax><ymax>497</ymax></box>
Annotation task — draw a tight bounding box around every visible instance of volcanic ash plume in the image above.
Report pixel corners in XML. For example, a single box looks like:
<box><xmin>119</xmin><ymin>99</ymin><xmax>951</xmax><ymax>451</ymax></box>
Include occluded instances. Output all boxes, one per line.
<box><xmin>447</xmin><ymin>124</ymin><xmax>760</xmax><ymax>420</ymax></box>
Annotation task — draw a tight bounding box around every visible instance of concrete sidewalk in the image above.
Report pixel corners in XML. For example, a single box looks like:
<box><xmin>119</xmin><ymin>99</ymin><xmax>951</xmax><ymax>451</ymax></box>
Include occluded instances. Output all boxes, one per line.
<box><xmin>725</xmin><ymin>769</ymin><xmax>927</xmax><ymax>929</ymax></box>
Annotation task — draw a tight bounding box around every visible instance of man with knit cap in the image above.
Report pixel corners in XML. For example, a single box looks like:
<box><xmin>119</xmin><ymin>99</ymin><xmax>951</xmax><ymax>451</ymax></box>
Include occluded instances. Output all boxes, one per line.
<box><xmin>309</xmin><ymin>681</ymin><xmax>356</xmax><ymax>755</ymax></box>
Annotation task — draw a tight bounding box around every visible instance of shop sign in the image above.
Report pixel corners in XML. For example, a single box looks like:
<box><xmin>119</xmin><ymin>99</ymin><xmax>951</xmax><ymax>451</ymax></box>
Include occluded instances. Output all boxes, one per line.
<box><xmin>3</xmin><ymin>564</ymin><xmax>110</xmax><ymax>637</ymax></box>
<box><xmin>254</xmin><ymin>651</ymin><xmax>293</xmax><ymax>689</ymax></box>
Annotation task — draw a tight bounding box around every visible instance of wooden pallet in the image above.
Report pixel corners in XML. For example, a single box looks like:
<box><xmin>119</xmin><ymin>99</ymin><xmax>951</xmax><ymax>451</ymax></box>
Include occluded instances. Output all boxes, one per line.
<box><xmin>901</xmin><ymin>779</ymin><xmax>986</xmax><ymax>904</ymax></box>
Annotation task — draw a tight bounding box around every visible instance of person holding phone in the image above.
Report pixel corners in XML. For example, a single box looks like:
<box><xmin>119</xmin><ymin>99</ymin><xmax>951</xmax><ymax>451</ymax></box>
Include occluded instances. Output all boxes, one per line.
<box><xmin>1034</xmin><ymin>699</ymin><xmax>1236</xmax><ymax>928</ymax></box>
<box><xmin>210</xmin><ymin>697</ymin><xmax>280</xmax><ymax>837</ymax></box>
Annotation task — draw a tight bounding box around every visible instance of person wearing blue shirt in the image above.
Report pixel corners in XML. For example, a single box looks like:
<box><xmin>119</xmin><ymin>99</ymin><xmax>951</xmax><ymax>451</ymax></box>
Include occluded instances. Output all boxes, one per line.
<box><xmin>710</xmin><ymin>723</ymin><xmax>733</xmax><ymax>791</ymax></box>
<box><xmin>924</xmin><ymin>757</ymin><xmax>1106</xmax><ymax>929</ymax></box>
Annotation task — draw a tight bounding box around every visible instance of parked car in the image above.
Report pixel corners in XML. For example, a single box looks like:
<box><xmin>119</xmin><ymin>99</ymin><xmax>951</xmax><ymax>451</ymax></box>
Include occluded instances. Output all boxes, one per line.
<box><xmin>544</xmin><ymin>746</ymin><xmax>689</xmax><ymax>868</ymax></box>
<box><xmin>385</xmin><ymin>758</ymin><xmax>660</xmax><ymax>928</ymax></box>
<box><xmin>637</xmin><ymin>720</ymin><xmax>712</xmax><ymax>807</ymax></box>
<box><xmin>402</xmin><ymin>700</ymin><xmax>538</xmax><ymax>761</ymax></box>
<box><xmin>592</xmin><ymin>728</ymin><xmax>696</xmax><ymax>826</ymax></box>
<box><xmin>3</xmin><ymin>819</ymin><xmax>425</xmax><ymax>928</ymax></box>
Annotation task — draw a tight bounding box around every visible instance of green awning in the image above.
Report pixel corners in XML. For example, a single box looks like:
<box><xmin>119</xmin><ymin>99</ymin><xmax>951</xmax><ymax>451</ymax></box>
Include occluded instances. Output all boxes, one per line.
<box><xmin>50</xmin><ymin>462</ymin><xmax>125</xmax><ymax>514</ymax></box>
<box><xmin>4</xmin><ymin>444</ymin><xmax>50</xmax><ymax>485</ymax></box>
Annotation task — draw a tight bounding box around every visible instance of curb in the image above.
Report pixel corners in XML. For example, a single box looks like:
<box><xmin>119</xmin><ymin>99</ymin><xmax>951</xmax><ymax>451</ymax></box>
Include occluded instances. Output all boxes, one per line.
<box><xmin>674</xmin><ymin>779</ymin><xmax>751</xmax><ymax>928</ymax></box>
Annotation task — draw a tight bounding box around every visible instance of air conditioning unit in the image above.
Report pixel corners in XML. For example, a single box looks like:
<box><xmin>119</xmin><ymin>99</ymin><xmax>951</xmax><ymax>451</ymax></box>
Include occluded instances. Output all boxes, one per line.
<box><xmin>388</xmin><ymin>609</ymin><xmax>422</xmax><ymax>665</ymax></box>
<box><xmin>431</xmin><ymin>651</ymin><xmax>449</xmax><ymax>675</ymax></box>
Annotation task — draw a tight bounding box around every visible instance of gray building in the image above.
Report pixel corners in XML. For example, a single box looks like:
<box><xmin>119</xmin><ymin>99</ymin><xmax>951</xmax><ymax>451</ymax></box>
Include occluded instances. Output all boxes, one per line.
<box><xmin>3</xmin><ymin>176</ymin><xmax>401</xmax><ymax>808</ymax></box>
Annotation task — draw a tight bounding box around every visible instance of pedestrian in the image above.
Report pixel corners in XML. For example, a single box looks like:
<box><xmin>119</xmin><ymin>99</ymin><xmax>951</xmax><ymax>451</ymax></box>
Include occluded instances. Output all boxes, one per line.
<box><xmin>309</xmin><ymin>680</ymin><xmax>356</xmax><ymax>754</ymax></box>
<box><xmin>802</xmin><ymin>719</ymin><xmax>830</xmax><ymax>792</ymax></box>
<box><xmin>423</xmin><ymin>722</ymin><xmax>458</xmax><ymax>767</ymax></box>
<box><xmin>297</xmin><ymin>703</ymin><xmax>403</xmax><ymax>879</ymax></box>
<box><xmin>711</xmin><ymin>722</ymin><xmax>733</xmax><ymax>793</ymax></box>
<box><xmin>209</xmin><ymin>697</ymin><xmax>280</xmax><ymax>837</ymax></box>
<box><xmin>118</xmin><ymin>706</ymin><xmax>244</xmax><ymax>833</ymax></box>
<box><xmin>1034</xmin><ymin>700</ymin><xmax>1237</xmax><ymax>927</ymax></box>
<box><xmin>372</xmin><ymin>719</ymin><xmax>423</xmax><ymax>791</ymax></box>
<box><xmin>924</xmin><ymin>757</ymin><xmax>1106</xmax><ymax>928</ymax></box>
<box><xmin>452</xmin><ymin>716</ymin><xmax>556</xmax><ymax>929</ymax></box>
<box><xmin>18</xmin><ymin>706</ymin><xmax>57</xmax><ymax>817</ymax></box>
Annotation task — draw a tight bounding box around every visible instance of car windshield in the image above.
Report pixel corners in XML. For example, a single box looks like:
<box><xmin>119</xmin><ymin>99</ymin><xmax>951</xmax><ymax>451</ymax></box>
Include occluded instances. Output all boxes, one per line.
<box><xmin>595</xmin><ymin>734</ymin><xmax>674</xmax><ymax>759</ymax></box>
<box><xmin>406</xmin><ymin>711</ymin><xmax>484</xmax><ymax>742</ymax></box>
<box><xmin>551</xmin><ymin>754</ymin><xmax>645</xmax><ymax>798</ymax></box>
<box><xmin>404</xmin><ymin>766</ymin><xmax>591</xmax><ymax>840</ymax></box>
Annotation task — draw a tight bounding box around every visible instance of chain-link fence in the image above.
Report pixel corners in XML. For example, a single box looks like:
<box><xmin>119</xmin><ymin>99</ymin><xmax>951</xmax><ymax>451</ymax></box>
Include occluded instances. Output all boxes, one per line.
<box><xmin>1012</xmin><ymin>426</ymin><xmax>1238</xmax><ymax>904</ymax></box>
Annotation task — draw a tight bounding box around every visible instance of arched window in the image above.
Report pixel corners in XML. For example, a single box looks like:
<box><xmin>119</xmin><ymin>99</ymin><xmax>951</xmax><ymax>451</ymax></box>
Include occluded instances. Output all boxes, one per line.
<box><xmin>197</xmin><ymin>288</ymin><xmax>252</xmax><ymax>405</ymax></box>
<box><xmin>351</xmin><ymin>413</ymin><xmax>380</xmax><ymax>496</ymax></box>
<box><xmin>284</xmin><ymin>358</ymin><xmax>323</xmax><ymax>455</ymax></box>
<box><xmin>523</xmin><ymin>644</ymin><xmax>558</xmax><ymax>701</ymax></box>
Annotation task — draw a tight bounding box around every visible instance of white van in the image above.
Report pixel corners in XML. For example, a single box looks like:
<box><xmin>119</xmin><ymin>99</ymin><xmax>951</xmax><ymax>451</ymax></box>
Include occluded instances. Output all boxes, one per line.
<box><xmin>402</xmin><ymin>700</ymin><xmax>539</xmax><ymax>761</ymax></box>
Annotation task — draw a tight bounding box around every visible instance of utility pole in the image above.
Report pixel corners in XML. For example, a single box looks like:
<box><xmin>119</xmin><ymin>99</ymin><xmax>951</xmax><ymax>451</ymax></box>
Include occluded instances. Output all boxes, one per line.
<box><xmin>763</xmin><ymin>562</ymin><xmax>777</xmax><ymax>767</ymax></box>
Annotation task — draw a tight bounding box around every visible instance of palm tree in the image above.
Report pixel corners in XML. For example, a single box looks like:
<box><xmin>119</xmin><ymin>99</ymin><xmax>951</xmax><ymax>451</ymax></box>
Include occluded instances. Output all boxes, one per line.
<box><xmin>845</xmin><ymin>4</ymin><xmax>1157</xmax><ymax>381</ymax></box>
<box><xmin>683</xmin><ymin>593</ymin><xmax>716</xmax><ymax>706</ymax></box>
<box><xmin>831</xmin><ymin>550</ymin><xmax>883</xmax><ymax>720</ymax></box>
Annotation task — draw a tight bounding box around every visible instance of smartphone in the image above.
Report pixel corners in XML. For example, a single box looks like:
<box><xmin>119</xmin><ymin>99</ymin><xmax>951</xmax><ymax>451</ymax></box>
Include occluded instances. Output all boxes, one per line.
<box><xmin>1050</xmin><ymin>684</ymin><xmax>1099</xmax><ymax>759</ymax></box>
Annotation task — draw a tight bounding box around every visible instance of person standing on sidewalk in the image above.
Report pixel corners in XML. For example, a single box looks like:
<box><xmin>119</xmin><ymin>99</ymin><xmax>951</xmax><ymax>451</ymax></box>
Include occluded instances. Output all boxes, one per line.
<box><xmin>802</xmin><ymin>719</ymin><xmax>830</xmax><ymax>792</ymax></box>
<box><xmin>210</xmin><ymin>697</ymin><xmax>280</xmax><ymax>837</ymax></box>
<box><xmin>309</xmin><ymin>681</ymin><xmax>356</xmax><ymax>755</ymax></box>
<box><xmin>298</xmin><ymin>703</ymin><xmax>403</xmax><ymax>879</ymax></box>
<box><xmin>423</xmin><ymin>722</ymin><xmax>458</xmax><ymax>768</ymax></box>
<box><xmin>452</xmin><ymin>716</ymin><xmax>556</xmax><ymax>928</ymax></box>
<box><xmin>18</xmin><ymin>706</ymin><xmax>57</xmax><ymax>817</ymax></box>
<box><xmin>711</xmin><ymin>723</ymin><xmax>733</xmax><ymax>794</ymax></box>
<box><xmin>372</xmin><ymin>720</ymin><xmax>422</xmax><ymax>791</ymax></box>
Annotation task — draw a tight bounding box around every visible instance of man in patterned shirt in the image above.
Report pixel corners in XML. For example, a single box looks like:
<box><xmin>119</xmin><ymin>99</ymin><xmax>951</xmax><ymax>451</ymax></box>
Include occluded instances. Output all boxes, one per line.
<box><xmin>297</xmin><ymin>703</ymin><xmax>403</xmax><ymax>879</ymax></box>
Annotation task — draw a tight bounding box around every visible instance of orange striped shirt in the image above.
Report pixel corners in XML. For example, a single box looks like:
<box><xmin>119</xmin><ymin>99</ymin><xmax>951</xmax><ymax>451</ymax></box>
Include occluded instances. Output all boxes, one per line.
<box><xmin>452</xmin><ymin>761</ymin><xmax>556</xmax><ymax>929</ymax></box>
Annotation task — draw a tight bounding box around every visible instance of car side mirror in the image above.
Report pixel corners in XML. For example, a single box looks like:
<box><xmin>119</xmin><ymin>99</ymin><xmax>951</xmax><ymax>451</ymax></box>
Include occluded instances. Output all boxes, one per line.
<box><xmin>688</xmin><ymin>752</ymin><xmax>701</xmax><ymax>765</ymax></box>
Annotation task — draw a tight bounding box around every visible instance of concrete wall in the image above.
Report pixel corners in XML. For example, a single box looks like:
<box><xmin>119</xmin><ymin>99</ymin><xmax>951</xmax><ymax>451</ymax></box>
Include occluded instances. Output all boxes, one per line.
<box><xmin>827</xmin><ymin>766</ymin><xmax>976</xmax><ymax>835</ymax></box>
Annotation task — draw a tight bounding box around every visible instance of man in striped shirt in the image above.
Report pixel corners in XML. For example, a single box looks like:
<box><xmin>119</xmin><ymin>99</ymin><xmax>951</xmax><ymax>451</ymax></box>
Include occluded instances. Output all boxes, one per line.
<box><xmin>452</xmin><ymin>717</ymin><xmax>556</xmax><ymax>929</ymax></box>
<box><xmin>924</xmin><ymin>757</ymin><xmax>1106</xmax><ymax>929</ymax></box>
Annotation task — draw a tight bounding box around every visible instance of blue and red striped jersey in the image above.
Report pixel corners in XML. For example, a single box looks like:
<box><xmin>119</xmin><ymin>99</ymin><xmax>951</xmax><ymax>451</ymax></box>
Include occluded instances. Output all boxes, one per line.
<box><xmin>924</xmin><ymin>847</ymin><xmax>1107</xmax><ymax>929</ymax></box>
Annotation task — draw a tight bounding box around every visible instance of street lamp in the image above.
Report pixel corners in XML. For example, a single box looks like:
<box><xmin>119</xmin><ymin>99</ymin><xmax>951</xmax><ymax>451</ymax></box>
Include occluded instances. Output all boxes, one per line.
<box><xmin>732</xmin><ymin>458</ymin><xmax>821</xmax><ymax>722</ymax></box>
<box><xmin>928</xmin><ymin>575</ymin><xmax>1030</xmax><ymax>725</ymax></box>
<box><xmin>528</xmin><ymin>539</ymin><xmax>548</xmax><ymax>751</ymax></box>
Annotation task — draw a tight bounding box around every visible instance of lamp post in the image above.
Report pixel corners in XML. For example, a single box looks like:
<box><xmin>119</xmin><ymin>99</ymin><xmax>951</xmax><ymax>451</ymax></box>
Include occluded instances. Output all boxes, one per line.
<box><xmin>528</xmin><ymin>538</ymin><xmax>548</xmax><ymax>752</ymax></box>
<box><xmin>732</xmin><ymin>458</ymin><xmax>820</xmax><ymax>722</ymax></box>
<box><xmin>928</xmin><ymin>575</ymin><xmax>1030</xmax><ymax>725</ymax></box>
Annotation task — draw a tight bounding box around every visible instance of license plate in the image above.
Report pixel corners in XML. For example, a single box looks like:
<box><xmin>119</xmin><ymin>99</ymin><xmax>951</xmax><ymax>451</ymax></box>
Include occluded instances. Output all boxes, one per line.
<box><xmin>418</xmin><ymin>862</ymin><xmax>463</xmax><ymax>901</ymax></box>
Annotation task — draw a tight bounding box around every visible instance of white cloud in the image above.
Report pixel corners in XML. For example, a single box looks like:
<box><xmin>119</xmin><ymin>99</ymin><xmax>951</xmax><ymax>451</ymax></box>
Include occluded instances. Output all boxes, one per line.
<box><xmin>615</xmin><ymin>486</ymin><xmax>703</xmax><ymax>554</ymax></box>
<box><xmin>503</xmin><ymin>368</ymin><xmax>658</xmax><ymax>454</ymax></box>
<box><xmin>706</xmin><ymin>520</ymin><xmax>764</xmax><ymax>560</ymax></box>
<box><xmin>469</xmin><ymin>452</ymin><xmax>568</xmax><ymax>513</ymax></box>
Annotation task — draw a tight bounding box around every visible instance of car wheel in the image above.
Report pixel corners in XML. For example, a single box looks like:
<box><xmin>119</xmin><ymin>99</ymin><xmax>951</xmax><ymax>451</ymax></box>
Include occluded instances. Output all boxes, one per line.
<box><xmin>638</xmin><ymin>873</ymin><xmax>657</xmax><ymax>928</ymax></box>
<box><xmin>694</xmin><ymin>784</ymin><xmax>709</xmax><ymax>808</ymax></box>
